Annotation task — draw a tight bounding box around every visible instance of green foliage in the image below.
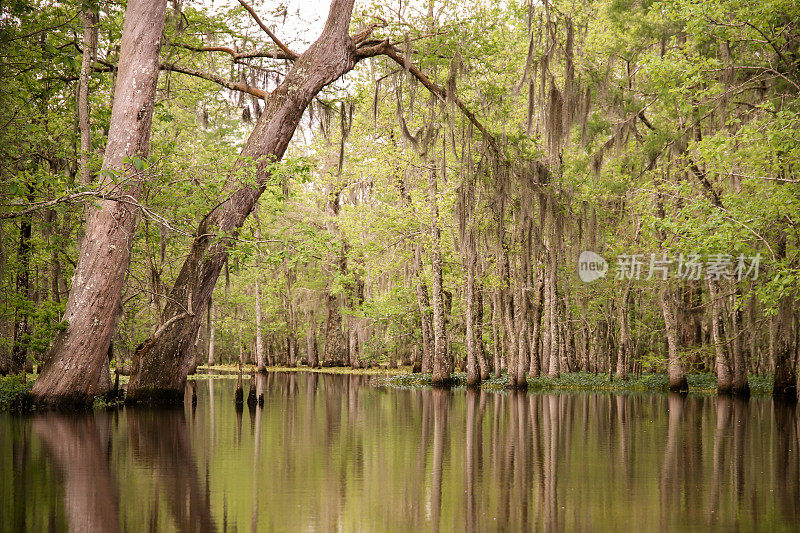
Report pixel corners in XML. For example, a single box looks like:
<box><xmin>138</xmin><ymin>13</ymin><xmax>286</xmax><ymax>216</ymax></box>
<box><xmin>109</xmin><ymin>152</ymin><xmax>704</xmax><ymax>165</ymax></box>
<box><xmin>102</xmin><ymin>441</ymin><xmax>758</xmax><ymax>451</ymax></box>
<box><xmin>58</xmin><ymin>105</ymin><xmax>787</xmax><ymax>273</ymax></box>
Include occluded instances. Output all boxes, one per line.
<box><xmin>0</xmin><ymin>375</ymin><xmax>33</xmax><ymax>412</ymax></box>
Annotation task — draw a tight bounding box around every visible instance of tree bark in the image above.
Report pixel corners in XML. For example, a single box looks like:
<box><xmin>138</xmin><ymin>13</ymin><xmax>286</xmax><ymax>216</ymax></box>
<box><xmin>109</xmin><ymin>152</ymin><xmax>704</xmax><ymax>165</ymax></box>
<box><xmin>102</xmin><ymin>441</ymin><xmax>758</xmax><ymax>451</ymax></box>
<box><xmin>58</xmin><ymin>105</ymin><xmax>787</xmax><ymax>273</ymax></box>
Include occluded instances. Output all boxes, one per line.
<box><xmin>730</xmin><ymin>285</ymin><xmax>750</xmax><ymax>396</ymax></box>
<box><xmin>615</xmin><ymin>284</ymin><xmax>632</xmax><ymax>380</ymax></box>
<box><xmin>773</xmin><ymin>236</ymin><xmax>798</xmax><ymax>401</ymax></box>
<box><xmin>708</xmin><ymin>279</ymin><xmax>732</xmax><ymax>394</ymax></box>
<box><xmin>414</xmin><ymin>244</ymin><xmax>434</xmax><ymax>373</ymax></box>
<box><xmin>306</xmin><ymin>311</ymin><xmax>319</xmax><ymax>368</ymax></box>
<box><xmin>126</xmin><ymin>0</ymin><xmax>359</xmax><ymax>402</ymax></box>
<box><xmin>207</xmin><ymin>303</ymin><xmax>216</xmax><ymax>366</ymax></box>
<box><xmin>428</xmin><ymin>166</ymin><xmax>450</xmax><ymax>386</ymax></box>
<box><xmin>11</xmin><ymin>202</ymin><xmax>32</xmax><ymax>374</ymax></box>
<box><xmin>78</xmin><ymin>8</ymin><xmax>99</xmax><ymax>186</ymax></box>
<box><xmin>31</xmin><ymin>0</ymin><xmax>167</xmax><ymax>407</ymax></box>
<box><xmin>255</xmin><ymin>276</ymin><xmax>265</xmax><ymax>372</ymax></box>
<box><xmin>465</xmin><ymin>244</ymin><xmax>479</xmax><ymax>387</ymax></box>
<box><xmin>660</xmin><ymin>286</ymin><xmax>688</xmax><ymax>392</ymax></box>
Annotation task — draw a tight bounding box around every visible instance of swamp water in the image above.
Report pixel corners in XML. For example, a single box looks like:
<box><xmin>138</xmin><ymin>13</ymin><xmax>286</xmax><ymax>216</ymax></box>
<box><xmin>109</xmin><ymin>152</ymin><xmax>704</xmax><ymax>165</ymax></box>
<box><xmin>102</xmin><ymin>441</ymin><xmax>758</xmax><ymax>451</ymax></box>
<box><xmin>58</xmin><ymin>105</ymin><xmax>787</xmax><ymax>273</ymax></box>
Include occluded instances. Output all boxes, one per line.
<box><xmin>1</xmin><ymin>372</ymin><xmax>798</xmax><ymax>531</ymax></box>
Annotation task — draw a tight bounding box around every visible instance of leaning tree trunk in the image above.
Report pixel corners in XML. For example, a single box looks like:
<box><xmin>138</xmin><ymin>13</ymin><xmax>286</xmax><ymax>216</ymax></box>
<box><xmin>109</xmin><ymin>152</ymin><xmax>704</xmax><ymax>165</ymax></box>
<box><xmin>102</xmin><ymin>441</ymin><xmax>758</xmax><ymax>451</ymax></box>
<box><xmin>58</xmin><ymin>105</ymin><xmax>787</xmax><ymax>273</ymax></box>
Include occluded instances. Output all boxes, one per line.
<box><xmin>31</xmin><ymin>0</ymin><xmax>167</xmax><ymax>407</ymax></box>
<box><xmin>126</xmin><ymin>0</ymin><xmax>360</xmax><ymax>402</ymax></box>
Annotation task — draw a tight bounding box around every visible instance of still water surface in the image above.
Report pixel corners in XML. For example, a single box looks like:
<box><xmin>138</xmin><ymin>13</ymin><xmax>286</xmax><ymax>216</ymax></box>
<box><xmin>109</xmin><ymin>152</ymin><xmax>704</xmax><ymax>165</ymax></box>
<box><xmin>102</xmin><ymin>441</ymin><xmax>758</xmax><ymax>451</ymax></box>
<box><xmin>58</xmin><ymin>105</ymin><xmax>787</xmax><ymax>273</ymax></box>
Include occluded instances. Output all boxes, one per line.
<box><xmin>1</xmin><ymin>372</ymin><xmax>798</xmax><ymax>532</ymax></box>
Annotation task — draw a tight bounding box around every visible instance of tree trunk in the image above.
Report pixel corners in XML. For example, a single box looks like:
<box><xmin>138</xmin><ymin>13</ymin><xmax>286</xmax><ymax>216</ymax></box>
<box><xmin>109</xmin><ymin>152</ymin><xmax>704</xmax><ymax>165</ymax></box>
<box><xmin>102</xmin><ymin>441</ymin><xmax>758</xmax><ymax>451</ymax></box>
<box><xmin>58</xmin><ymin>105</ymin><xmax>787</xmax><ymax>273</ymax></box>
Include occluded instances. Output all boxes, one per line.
<box><xmin>465</xmin><ymin>245</ymin><xmax>479</xmax><ymax>387</ymax></box>
<box><xmin>31</xmin><ymin>0</ymin><xmax>167</xmax><ymax>407</ymax></box>
<box><xmin>77</xmin><ymin>8</ymin><xmax>98</xmax><ymax>186</ymax></box>
<box><xmin>615</xmin><ymin>285</ymin><xmax>632</xmax><ymax>380</ymax></box>
<box><xmin>428</xmin><ymin>166</ymin><xmax>450</xmax><ymax>386</ymax></box>
<box><xmin>11</xmin><ymin>203</ymin><xmax>32</xmax><ymax>374</ymax></box>
<box><xmin>414</xmin><ymin>244</ymin><xmax>434</xmax><ymax>373</ymax></box>
<box><xmin>474</xmin><ymin>280</ymin><xmax>490</xmax><ymax>379</ymax></box>
<box><xmin>773</xmin><ymin>237</ymin><xmax>798</xmax><ymax>401</ymax></box>
<box><xmin>730</xmin><ymin>285</ymin><xmax>750</xmax><ymax>396</ymax></box>
<box><xmin>708</xmin><ymin>279</ymin><xmax>732</xmax><ymax>394</ymax></box>
<box><xmin>660</xmin><ymin>286</ymin><xmax>688</xmax><ymax>392</ymax></box>
<box><xmin>491</xmin><ymin>292</ymin><xmax>502</xmax><ymax>379</ymax></box>
<box><xmin>528</xmin><ymin>271</ymin><xmax>543</xmax><ymax>377</ymax></box>
<box><xmin>306</xmin><ymin>312</ymin><xmax>319</xmax><ymax>368</ymax></box>
<box><xmin>207</xmin><ymin>304</ymin><xmax>216</xmax><ymax>366</ymax></box>
<box><xmin>255</xmin><ymin>277</ymin><xmax>265</xmax><ymax>372</ymax></box>
<box><xmin>323</xmin><ymin>293</ymin><xmax>347</xmax><ymax>366</ymax></box>
<box><xmin>126</xmin><ymin>0</ymin><xmax>360</xmax><ymax>402</ymax></box>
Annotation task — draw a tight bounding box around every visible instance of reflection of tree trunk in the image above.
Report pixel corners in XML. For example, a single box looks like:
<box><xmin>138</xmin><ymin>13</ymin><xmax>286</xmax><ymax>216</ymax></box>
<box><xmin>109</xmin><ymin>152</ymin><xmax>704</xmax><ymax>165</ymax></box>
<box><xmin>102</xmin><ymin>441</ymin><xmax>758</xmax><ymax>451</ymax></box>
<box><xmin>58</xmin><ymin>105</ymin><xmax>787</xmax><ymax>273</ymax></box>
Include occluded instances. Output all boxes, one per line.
<box><xmin>730</xmin><ymin>398</ymin><xmax>749</xmax><ymax>516</ymax></box>
<box><xmin>774</xmin><ymin>401</ymin><xmax>799</xmax><ymax>522</ymax></box>
<box><xmin>465</xmin><ymin>389</ymin><xmax>478</xmax><ymax>532</ymax></box>
<box><xmin>660</xmin><ymin>393</ymin><xmax>685</xmax><ymax>522</ymax></box>
<box><xmin>430</xmin><ymin>388</ymin><xmax>449</xmax><ymax>531</ymax></box>
<box><xmin>708</xmin><ymin>396</ymin><xmax>731</xmax><ymax>525</ymax></box>
<box><xmin>33</xmin><ymin>413</ymin><xmax>120</xmax><ymax>533</ymax></box>
<box><xmin>128</xmin><ymin>409</ymin><xmax>217</xmax><ymax>532</ymax></box>
<box><xmin>513</xmin><ymin>391</ymin><xmax>530</xmax><ymax>528</ymax></box>
<box><xmin>250</xmin><ymin>374</ymin><xmax>265</xmax><ymax>533</ymax></box>
<box><xmin>543</xmin><ymin>395</ymin><xmax>559</xmax><ymax>532</ymax></box>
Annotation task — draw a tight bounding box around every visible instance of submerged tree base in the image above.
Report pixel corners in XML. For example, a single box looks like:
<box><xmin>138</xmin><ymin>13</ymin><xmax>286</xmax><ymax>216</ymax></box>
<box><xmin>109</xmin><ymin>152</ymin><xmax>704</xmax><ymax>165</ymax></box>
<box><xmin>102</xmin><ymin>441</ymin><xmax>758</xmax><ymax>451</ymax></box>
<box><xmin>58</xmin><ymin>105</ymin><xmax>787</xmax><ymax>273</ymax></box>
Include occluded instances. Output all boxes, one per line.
<box><xmin>380</xmin><ymin>371</ymin><xmax>777</xmax><ymax>396</ymax></box>
<box><xmin>124</xmin><ymin>387</ymin><xmax>185</xmax><ymax>406</ymax></box>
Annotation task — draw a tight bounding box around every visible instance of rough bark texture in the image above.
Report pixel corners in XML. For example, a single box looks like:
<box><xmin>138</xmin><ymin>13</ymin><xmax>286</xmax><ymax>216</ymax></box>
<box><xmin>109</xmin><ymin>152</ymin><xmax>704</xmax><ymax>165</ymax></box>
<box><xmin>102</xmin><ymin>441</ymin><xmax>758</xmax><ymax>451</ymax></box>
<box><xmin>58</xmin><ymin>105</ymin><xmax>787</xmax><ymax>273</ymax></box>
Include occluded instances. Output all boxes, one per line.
<box><xmin>660</xmin><ymin>286</ymin><xmax>688</xmax><ymax>392</ymax></box>
<box><xmin>464</xmin><ymin>246</ymin><xmax>479</xmax><ymax>387</ymax></box>
<box><xmin>414</xmin><ymin>244</ymin><xmax>434</xmax><ymax>373</ymax></box>
<box><xmin>730</xmin><ymin>286</ymin><xmax>750</xmax><ymax>397</ymax></box>
<box><xmin>11</xmin><ymin>206</ymin><xmax>31</xmax><ymax>374</ymax></box>
<box><xmin>126</xmin><ymin>0</ymin><xmax>359</xmax><ymax>402</ymax></box>
<box><xmin>31</xmin><ymin>0</ymin><xmax>167</xmax><ymax>407</ymax></box>
<box><xmin>773</xmin><ymin>292</ymin><xmax>798</xmax><ymax>401</ymax></box>
<box><xmin>78</xmin><ymin>8</ymin><xmax>98</xmax><ymax>186</ymax></box>
<box><xmin>615</xmin><ymin>285</ymin><xmax>632</xmax><ymax>380</ymax></box>
<box><xmin>429</xmin><ymin>167</ymin><xmax>451</xmax><ymax>386</ymax></box>
<box><xmin>708</xmin><ymin>279</ymin><xmax>732</xmax><ymax>394</ymax></box>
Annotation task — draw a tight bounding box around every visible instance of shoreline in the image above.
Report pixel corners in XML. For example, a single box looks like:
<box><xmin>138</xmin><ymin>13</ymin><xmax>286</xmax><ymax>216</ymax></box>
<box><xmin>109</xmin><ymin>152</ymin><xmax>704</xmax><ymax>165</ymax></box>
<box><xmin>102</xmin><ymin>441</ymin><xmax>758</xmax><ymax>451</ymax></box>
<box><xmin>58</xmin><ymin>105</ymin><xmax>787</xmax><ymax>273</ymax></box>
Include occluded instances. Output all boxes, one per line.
<box><xmin>0</xmin><ymin>368</ymin><xmax>779</xmax><ymax>413</ymax></box>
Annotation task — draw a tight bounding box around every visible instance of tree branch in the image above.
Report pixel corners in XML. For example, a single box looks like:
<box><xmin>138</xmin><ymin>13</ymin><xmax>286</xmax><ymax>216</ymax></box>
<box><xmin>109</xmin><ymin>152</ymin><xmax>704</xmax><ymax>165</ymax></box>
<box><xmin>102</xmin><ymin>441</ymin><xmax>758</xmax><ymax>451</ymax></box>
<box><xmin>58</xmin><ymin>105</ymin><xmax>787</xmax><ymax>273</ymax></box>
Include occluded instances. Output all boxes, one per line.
<box><xmin>236</xmin><ymin>0</ymin><xmax>298</xmax><ymax>60</ymax></box>
<box><xmin>358</xmin><ymin>41</ymin><xmax>501</xmax><ymax>154</ymax></box>
<box><xmin>160</xmin><ymin>63</ymin><xmax>266</xmax><ymax>99</ymax></box>
<box><xmin>173</xmin><ymin>42</ymin><xmax>294</xmax><ymax>61</ymax></box>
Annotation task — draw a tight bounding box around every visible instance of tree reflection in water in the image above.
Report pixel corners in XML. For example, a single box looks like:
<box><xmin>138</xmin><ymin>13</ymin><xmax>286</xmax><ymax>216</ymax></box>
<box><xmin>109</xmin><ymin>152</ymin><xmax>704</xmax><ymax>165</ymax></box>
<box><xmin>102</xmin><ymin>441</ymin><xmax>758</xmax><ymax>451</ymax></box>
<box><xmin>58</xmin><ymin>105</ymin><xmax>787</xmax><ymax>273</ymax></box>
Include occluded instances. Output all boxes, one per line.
<box><xmin>3</xmin><ymin>372</ymin><xmax>799</xmax><ymax>531</ymax></box>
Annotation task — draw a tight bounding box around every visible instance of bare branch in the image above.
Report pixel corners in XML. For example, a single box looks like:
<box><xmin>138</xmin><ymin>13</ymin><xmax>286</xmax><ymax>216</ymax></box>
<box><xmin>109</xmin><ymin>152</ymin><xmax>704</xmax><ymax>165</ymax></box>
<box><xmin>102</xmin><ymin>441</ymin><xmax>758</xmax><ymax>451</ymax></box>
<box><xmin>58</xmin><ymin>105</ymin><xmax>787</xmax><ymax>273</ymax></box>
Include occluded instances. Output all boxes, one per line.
<box><xmin>160</xmin><ymin>62</ymin><xmax>266</xmax><ymax>99</ymax></box>
<box><xmin>173</xmin><ymin>42</ymin><xmax>294</xmax><ymax>61</ymax></box>
<box><xmin>358</xmin><ymin>41</ymin><xmax>502</xmax><ymax>154</ymax></box>
<box><xmin>236</xmin><ymin>0</ymin><xmax>298</xmax><ymax>60</ymax></box>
